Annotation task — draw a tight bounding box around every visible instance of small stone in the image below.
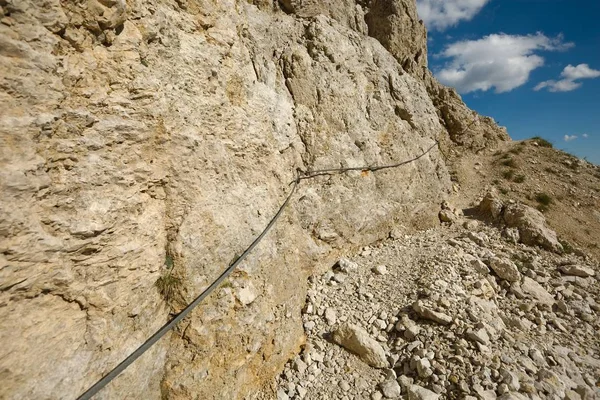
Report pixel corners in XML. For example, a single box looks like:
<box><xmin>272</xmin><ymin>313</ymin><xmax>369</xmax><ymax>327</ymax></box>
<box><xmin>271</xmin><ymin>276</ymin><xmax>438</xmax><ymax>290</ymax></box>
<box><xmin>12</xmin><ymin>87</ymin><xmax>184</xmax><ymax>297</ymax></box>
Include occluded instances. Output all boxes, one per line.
<box><xmin>439</xmin><ymin>209</ymin><xmax>456</xmax><ymax>224</ymax></box>
<box><xmin>373</xmin><ymin>265</ymin><xmax>388</xmax><ymax>275</ymax></box>
<box><xmin>500</xmin><ymin>368</ymin><xmax>521</xmax><ymax>391</ymax></box>
<box><xmin>528</xmin><ymin>348</ymin><xmax>546</xmax><ymax>367</ymax></box>
<box><xmin>498</xmin><ymin>393</ymin><xmax>528</xmax><ymax>400</ymax></box>
<box><xmin>413</xmin><ymin>301</ymin><xmax>453</xmax><ymax>325</ymax></box>
<box><xmin>463</xmin><ymin>220</ymin><xmax>479</xmax><ymax>230</ymax></box>
<box><xmin>521</xmin><ymin>277</ymin><xmax>554</xmax><ymax>305</ymax></box>
<box><xmin>325</xmin><ymin>308</ymin><xmax>337</xmax><ymax>325</ymax></box>
<box><xmin>497</xmin><ymin>383</ymin><xmax>509</xmax><ymax>395</ymax></box>
<box><xmin>467</xmin><ymin>328</ymin><xmax>490</xmax><ymax>345</ymax></box>
<box><xmin>565</xmin><ymin>390</ymin><xmax>582</xmax><ymax>400</ymax></box>
<box><xmin>236</xmin><ymin>283</ymin><xmax>258</xmax><ymax>305</ymax></box>
<box><xmin>332</xmin><ymin>323</ymin><xmax>388</xmax><ymax>368</ymax></box>
<box><xmin>294</xmin><ymin>359</ymin><xmax>308</xmax><ymax>374</ymax></box>
<box><xmin>404</xmin><ymin>325</ymin><xmax>421</xmax><ymax>340</ymax></box>
<box><xmin>489</xmin><ymin>257</ymin><xmax>521</xmax><ymax>282</ymax></box>
<box><xmin>371</xmin><ymin>392</ymin><xmax>384</xmax><ymax>400</ymax></box>
<box><xmin>416</xmin><ymin>358</ymin><xmax>433</xmax><ymax>378</ymax></box>
<box><xmin>379</xmin><ymin>378</ymin><xmax>402</xmax><ymax>398</ymax></box>
<box><xmin>398</xmin><ymin>375</ymin><xmax>414</xmax><ymax>390</ymax></box>
<box><xmin>407</xmin><ymin>384</ymin><xmax>440</xmax><ymax>400</ymax></box>
<box><xmin>339</xmin><ymin>380</ymin><xmax>351</xmax><ymax>391</ymax></box>
<box><xmin>277</xmin><ymin>388</ymin><xmax>289</xmax><ymax>400</ymax></box>
<box><xmin>471</xmin><ymin>258</ymin><xmax>490</xmax><ymax>274</ymax></box>
<box><xmin>304</xmin><ymin>321</ymin><xmax>316</xmax><ymax>331</ymax></box>
<box><xmin>559</xmin><ymin>265</ymin><xmax>595</xmax><ymax>278</ymax></box>
<box><xmin>297</xmin><ymin>386</ymin><xmax>307</xmax><ymax>398</ymax></box>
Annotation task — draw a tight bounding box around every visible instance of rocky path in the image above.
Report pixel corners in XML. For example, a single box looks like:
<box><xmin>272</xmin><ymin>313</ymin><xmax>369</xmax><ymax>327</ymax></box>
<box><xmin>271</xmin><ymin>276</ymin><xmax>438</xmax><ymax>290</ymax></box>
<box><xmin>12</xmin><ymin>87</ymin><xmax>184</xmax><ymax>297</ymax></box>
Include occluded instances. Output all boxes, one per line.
<box><xmin>259</xmin><ymin>207</ymin><xmax>600</xmax><ymax>400</ymax></box>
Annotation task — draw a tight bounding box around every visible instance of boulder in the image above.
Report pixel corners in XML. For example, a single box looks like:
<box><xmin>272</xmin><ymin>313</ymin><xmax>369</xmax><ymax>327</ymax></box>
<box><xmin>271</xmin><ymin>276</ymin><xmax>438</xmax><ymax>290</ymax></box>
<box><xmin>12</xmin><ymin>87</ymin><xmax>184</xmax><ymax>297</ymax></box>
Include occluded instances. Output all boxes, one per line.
<box><xmin>479</xmin><ymin>191</ymin><xmax>504</xmax><ymax>221</ymax></box>
<box><xmin>503</xmin><ymin>204</ymin><xmax>563</xmax><ymax>253</ymax></box>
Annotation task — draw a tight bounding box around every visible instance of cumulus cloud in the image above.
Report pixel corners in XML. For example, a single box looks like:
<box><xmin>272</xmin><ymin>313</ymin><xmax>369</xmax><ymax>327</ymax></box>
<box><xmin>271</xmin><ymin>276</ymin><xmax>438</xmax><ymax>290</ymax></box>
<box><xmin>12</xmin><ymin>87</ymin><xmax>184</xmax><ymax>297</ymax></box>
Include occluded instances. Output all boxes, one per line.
<box><xmin>416</xmin><ymin>0</ymin><xmax>491</xmax><ymax>31</ymax></box>
<box><xmin>564</xmin><ymin>135</ymin><xmax>578</xmax><ymax>142</ymax></box>
<box><xmin>583</xmin><ymin>133</ymin><xmax>589</xmax><ymax>138</ymax></box>
<box><xmin>435</xmin><ymin>33</ymin><xmax>573</xmax><ymax>93</ymax></box>
<box><xmin>534</xmin><ymin>63</ymin><xmax>600</xmax><ymax>92</ymax></box>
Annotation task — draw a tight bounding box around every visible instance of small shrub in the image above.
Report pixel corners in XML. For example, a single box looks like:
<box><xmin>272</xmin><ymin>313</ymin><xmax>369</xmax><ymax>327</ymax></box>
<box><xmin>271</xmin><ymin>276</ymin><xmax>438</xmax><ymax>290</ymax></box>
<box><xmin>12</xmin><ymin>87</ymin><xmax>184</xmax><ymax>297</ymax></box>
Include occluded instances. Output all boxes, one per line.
<box><xmin>502</xmin><ymin>170</ymin><xmax>515</xmax><ymax>180</ymax></box>
<box><xmin>514</xmin><ymin>174</ymin><xmax>526</xmax><ymax>183</ymax></box>
<box><xmin>509</xmin><ymin>147</ymin><xmax>523</xmax><ymax>155</ymax></box>
<box><xmin>492</xmin><ymin>179</ymin><xmax>500</xmax><ymax>185</ymax></box>
<box><xmin>559</xmin><ymin>240</ymin><xmax>575</xmax><ymax>255</ymax></box>
<box><xmin>164</xmin><ymin>254</ymin><xmax>174</xmax><ymax>269</ymax></box>
<box><xmin>500</xmin><ymin>187</ymin><xmax>509</xmax><ymax>195</ymax></box>
<box><xmin>501</xmin><ymin>158</ymin><xmax>518</xmax><ymax>168</ymax></box>
<box><xmin>535</xmin><ymin>192</ymin><xmax>552</xmax><ymax>206</ymax></box>
<box><xmin>545</xmin><ymin>167</ymin><xmax>556</xmax><ymax>174</ymax></box>
<box><xmin>155</xmin><ymin>274</ymin><xmax>182</xmax><ymax>302</ymax></box>
<box><xmin>531</xmin><ymin>136</ymin><xmax>553</xmax><ymax>148</ymax></box>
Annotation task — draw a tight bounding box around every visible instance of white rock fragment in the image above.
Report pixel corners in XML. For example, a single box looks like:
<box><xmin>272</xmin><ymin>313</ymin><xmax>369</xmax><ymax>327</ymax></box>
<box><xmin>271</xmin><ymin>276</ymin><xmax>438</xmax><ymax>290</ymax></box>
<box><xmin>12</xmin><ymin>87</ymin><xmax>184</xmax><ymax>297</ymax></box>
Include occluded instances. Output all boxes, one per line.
<box><xmin>467</xmin><ymin>328</ymin><xmax>490</xmax><ymax>345</ymax></box>
<box><xmin>276</xmin><ymin>388</ymin><xmax>289</xmax><ymax>400</ymax></box>
<box><xmin>415</xmin><ymin>358</ymin><xmax>433</xmax><ymax>378</ymax></box>
<box><xmin>471</xmin><ymin>258</ymin><xmax>490</xmax><ymax>274</ymax></box>
<box><xmin>337</xmin><ymin>258</ymin><xmax>359</xmax><ymax>273</ymax></box>
<box><xmin>373</xmin><ymin>265</ymin><xmax>388</xmax><ymax>275</ymax></box>
<box><xmin>559</xmin><ymin>265</ymin><xmax>595</xmax><ymax>278</ymax></box>
<box><xmin>412</xmin><ymin>301</ymin><xmax>453</xmax><ymax>325</ymax></box>
<box><xmin>521</xmin><ymin>277</ymin><xmax>554</xmax><ymax>305</ymax></box>
<box><xmin>332</xmin><ymin>323</ymin><xmax>388</xmax><ymax>368</ymax></box>
<box><xmin>489</xmin><ymin>257</ymin><xmax>521</xmax><ymax>282</ymax></box>
<box><xmin>235</xmin><ymin>283</ymin><xmax>258</xmax><ymax>305</ymax></box>
<box><xmin>325</xmin><ymin>308</ymin><xmax>337</xmax><ymax>325</ymax></box>
<box><xmin>379</xmin><ymin>378</ymin><xmax>401</xmax><ymax>398</ymax></box>
<box><xmin>404</xmin><ymin>325</ymin><xmax>421</xmax><ymax>340</ymax></box>
<box><xmin>407</xmin><ymin>384</ymin><xmax>439</xmax><ymax>400</ymax></box>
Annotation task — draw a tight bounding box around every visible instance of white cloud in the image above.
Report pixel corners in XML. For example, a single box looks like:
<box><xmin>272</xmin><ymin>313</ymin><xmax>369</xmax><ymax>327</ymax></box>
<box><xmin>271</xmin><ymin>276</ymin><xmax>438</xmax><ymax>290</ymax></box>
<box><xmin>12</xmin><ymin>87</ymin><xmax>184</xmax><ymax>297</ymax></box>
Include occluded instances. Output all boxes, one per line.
<box><xmin>562</xmin><ymin>64</ymin><xmax>600</xmax><ymax>80</ymax></box>
<box><xmin>583</xmin><ymin>133</ymin><xmax>589</xmax><ymax>138</ymax></box>
<box><xmin>534</xmin><ymin>80</ymin><xmax>581</xmax><ymax>92</ymax></box>
<box><xmin>535</xmin><ymin>63</ymin><xmax>600</xmax><ymax>92</ymax></box>
<box><xmin>564</xmin><ymin>134</ymin><xmax>578</xmax><ymax>142</ymax></box>
<box><xmin>435</xmin><ymin>33</ymin><xmax>573</xmax><ymax>93</ymax></box>
<box><xmin>417</xmin><ymin>0</ymin><xmax>490</xmax><ymax>31</ymax></box>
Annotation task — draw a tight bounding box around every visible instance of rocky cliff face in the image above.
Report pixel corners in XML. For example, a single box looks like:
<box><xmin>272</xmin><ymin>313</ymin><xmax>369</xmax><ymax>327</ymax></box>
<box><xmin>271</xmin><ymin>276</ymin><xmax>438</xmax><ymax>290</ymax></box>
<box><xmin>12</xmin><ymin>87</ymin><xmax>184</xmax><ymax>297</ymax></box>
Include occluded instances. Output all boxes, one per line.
<box><xmin>0</xmin><ymin>0</ymin><xmax>507</xmax><ymax>398</ymax></box>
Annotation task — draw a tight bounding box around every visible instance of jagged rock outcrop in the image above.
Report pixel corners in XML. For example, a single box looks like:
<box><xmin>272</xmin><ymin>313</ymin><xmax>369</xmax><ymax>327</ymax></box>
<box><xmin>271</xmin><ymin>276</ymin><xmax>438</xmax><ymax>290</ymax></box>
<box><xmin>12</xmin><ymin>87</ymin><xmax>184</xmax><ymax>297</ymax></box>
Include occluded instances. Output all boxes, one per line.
<box><xmin>477</xmin><ymin>191</ymin><xmax>563</xmax><ymax>253</ymax></box>
<box><xmin>0</xmin><ymin>0</ymin><xmax>509</xmax><ymax>399</ymax></box>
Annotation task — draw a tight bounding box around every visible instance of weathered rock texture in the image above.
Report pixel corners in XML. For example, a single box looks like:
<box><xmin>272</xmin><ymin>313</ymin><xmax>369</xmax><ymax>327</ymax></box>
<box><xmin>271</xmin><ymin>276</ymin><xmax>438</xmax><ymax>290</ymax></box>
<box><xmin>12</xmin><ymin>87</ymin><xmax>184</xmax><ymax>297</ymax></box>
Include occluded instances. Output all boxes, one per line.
<box><xmin>0</xmin><ymin>0</ymin><xmax>507</xmax><ymax>399</ymax></box>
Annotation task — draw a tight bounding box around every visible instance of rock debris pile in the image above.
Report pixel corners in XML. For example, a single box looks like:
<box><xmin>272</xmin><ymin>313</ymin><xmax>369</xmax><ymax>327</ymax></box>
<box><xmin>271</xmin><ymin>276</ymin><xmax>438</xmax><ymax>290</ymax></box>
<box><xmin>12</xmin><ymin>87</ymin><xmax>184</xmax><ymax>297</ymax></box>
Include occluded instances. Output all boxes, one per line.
<box><xmin>267</xmin><ymin>199</ymin><xmax>600</xmax><ymax>400</ymax></box>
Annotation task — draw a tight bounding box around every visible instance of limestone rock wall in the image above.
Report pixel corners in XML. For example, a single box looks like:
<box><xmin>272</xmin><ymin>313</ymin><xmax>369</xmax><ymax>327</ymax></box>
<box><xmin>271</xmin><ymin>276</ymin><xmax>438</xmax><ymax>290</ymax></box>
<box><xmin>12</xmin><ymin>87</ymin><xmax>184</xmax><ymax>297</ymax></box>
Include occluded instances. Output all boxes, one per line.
<box><xmin>0</xmin><ymin>0</ymin><xmax>504</xmax><ymax>399</ymax></box>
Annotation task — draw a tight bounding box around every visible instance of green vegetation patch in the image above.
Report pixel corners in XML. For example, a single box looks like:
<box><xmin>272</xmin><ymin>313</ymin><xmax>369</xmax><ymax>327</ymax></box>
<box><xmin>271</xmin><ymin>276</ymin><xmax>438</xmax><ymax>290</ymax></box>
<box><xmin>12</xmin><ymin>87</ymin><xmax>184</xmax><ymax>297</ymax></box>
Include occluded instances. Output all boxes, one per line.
<box><xmin>531</xmin><ymin>136</ymin><xmax>553</xmax><ymax>148</ymax></box>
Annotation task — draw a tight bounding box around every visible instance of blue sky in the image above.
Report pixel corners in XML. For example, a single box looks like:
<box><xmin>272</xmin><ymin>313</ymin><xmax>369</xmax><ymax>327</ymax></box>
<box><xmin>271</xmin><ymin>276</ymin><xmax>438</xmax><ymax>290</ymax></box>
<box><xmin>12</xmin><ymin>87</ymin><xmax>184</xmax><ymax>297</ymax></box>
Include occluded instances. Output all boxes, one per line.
<box><xmin>417</xmin><ymin>0</ymin><xmax>600</xmax><ymax>163</ymax></box>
